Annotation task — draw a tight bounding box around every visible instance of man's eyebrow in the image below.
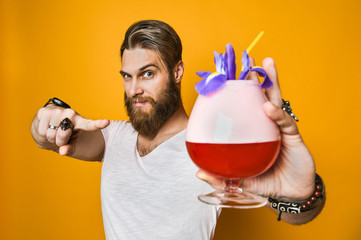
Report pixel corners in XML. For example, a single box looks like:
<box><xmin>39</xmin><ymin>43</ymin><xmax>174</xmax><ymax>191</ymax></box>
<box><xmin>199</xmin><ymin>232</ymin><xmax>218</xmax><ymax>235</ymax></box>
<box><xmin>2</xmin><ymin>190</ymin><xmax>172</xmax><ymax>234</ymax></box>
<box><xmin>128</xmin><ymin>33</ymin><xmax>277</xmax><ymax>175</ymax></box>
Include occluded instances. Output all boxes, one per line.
<box><xmin>139</xmin><ymin>64</ymin><xmax>160</xmax><ymax>71</ymax></box>
<box><xmin>120</xmin><ymin>64</ymin><xmax>160</xmax><ymax>76</ymax></box>
<box><xmin>119</xmin><ymin>70</ymin><xmax>128</xmax><ymax>75</ymax></box>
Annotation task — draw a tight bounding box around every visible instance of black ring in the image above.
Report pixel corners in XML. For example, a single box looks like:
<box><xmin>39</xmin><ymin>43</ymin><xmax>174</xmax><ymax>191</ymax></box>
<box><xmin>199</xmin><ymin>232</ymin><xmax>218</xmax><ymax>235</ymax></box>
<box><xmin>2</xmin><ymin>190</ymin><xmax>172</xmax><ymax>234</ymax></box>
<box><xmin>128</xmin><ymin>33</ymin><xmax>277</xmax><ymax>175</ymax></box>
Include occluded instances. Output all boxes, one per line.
<box><xmin>43</xmin><ymin>97</ymin><xmax>71</xmax><ymax>108</ymax></box>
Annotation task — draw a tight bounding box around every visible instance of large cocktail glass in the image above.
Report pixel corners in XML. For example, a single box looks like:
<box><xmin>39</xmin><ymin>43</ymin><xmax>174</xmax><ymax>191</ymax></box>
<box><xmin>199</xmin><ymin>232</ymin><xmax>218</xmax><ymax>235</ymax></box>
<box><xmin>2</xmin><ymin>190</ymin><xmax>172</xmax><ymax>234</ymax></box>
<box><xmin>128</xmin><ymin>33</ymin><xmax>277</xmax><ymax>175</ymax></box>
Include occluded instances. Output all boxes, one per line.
<box><xmin>186</xmin><ymin>80</ymin><xmax>281</xmax><ymax>208</ymax></box>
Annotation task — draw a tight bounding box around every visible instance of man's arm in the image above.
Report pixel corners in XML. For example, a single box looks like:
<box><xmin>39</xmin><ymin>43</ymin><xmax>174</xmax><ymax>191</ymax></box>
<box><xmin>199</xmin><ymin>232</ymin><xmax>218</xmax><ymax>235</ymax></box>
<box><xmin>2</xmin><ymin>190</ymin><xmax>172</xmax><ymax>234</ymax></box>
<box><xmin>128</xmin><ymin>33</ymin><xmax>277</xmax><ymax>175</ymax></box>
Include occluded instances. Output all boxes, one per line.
<box><xmin>31</xmin><ymin>104</ymin><xmax>110</xmax><ymax>161</ymax></box>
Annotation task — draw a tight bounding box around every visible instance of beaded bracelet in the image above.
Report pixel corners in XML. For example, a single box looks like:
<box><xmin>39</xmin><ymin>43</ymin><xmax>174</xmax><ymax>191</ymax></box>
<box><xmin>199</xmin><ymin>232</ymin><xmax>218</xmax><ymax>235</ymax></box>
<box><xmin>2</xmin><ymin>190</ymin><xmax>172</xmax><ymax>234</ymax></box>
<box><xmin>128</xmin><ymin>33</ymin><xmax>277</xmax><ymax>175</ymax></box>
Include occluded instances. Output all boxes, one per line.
<box><xmin>268</xmin><ymin>174</ymin><xmax>325</xmax><ymax>221</ymax></box>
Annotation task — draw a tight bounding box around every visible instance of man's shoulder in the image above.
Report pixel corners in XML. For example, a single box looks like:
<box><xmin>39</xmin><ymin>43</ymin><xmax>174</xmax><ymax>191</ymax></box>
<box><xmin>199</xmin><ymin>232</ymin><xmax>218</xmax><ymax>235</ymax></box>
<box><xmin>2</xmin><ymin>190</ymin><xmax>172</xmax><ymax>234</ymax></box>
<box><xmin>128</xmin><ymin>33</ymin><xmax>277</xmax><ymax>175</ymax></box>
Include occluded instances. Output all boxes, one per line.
<box><xmin>106</xmin><ymin>120</ymin><xmax>135</xmax><ymax>133</ymax></box>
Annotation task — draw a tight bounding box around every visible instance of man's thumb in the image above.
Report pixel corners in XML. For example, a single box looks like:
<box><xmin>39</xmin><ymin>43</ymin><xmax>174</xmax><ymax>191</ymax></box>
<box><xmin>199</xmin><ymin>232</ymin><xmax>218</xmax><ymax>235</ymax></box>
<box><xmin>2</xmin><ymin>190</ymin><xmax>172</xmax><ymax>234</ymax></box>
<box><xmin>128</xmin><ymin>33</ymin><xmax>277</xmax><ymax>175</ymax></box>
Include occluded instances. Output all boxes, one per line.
<box><xmin>59</xmin><ymin>144</ymin><xmax>73</xmax><ymax>156</ymax></box>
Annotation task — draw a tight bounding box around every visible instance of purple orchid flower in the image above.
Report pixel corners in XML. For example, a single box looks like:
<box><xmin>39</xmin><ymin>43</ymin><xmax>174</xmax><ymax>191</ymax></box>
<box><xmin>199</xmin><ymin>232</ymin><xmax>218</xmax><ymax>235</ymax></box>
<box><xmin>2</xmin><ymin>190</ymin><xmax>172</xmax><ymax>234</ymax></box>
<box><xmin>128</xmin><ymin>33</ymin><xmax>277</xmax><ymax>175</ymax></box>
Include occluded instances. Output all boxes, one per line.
<box><xmin>238</xmin><ymin>50</ymin><xmax>273</xmax><ymax>89</ymax></box>
<box><xmin>195</xmin><ymin>44</ymin><xmax>272</xmax><ymax>96</ymax></box>
<box><xmin>195</xmin><ymin>44</ymin><xmax>236</xmax><ymax>96</ymax></box>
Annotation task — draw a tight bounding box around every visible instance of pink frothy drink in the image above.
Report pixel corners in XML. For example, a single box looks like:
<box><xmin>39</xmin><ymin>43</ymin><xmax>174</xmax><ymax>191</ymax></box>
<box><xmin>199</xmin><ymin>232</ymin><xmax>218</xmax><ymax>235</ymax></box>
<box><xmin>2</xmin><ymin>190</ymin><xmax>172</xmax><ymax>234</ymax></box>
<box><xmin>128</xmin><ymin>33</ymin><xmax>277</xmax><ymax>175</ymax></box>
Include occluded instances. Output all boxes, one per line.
<box><xmin>186</xmin><ymin>80</ymin><xmax>281</xmax><ymax>208</ymax></box>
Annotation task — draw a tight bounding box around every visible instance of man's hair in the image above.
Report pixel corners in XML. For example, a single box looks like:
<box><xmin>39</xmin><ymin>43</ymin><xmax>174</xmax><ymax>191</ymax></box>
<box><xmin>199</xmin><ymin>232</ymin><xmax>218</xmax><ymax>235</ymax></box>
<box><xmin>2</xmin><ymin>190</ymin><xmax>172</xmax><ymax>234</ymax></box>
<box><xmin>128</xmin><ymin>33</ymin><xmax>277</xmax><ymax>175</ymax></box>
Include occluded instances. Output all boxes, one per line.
<box><xmin>120</xmin><ymin>20</ymin><xmax>182</xmax><ymax>74</ymax></box>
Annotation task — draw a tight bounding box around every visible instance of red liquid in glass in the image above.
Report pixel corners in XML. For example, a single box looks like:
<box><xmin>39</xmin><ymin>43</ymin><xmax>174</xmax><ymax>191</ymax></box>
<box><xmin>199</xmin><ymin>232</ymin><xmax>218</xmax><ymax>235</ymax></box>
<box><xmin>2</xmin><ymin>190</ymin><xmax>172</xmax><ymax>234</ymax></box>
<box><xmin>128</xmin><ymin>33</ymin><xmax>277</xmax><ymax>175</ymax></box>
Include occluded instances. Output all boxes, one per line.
<box><xmin>186</xmin><ymin>140</ymin><xmax>281</xmax><ymax>179</ymax></box>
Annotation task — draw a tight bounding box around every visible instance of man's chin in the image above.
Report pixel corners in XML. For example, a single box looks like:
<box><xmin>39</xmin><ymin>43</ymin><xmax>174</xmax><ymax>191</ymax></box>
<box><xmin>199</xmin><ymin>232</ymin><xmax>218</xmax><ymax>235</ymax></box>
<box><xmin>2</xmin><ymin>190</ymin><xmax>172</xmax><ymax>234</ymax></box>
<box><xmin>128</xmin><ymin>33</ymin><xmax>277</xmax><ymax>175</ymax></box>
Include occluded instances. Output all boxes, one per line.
<box><xmin>133</xmin><ymin>107</ymin><xmax>152</xmax><ymax>116</ymax></box>
<box><xmin>130</xmin><ymin>117</ymin><xmax>162</xmax><ymax>137</ymax></box>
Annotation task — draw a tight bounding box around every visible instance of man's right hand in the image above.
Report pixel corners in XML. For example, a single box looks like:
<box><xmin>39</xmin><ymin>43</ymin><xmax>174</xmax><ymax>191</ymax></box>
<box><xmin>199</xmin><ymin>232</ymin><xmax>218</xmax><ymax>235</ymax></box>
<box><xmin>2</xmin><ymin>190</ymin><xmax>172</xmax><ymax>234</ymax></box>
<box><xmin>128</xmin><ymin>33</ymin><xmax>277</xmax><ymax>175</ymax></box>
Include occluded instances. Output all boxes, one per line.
<box><xmin>31</xmin><ymin>104</ymin><xmax>110</xmax><ymax>161</ymax></box>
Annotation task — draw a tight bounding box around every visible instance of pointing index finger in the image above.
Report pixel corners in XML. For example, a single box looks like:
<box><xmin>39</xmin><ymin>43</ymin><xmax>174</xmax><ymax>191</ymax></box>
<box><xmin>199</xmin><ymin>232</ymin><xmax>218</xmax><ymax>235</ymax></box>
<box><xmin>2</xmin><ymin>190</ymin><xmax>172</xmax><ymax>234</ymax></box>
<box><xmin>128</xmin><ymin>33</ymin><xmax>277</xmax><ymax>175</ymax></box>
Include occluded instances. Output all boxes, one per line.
<box><xmin>73</xmin><ymin>115</ymin><xmax>110</xmax><ymax>131</ymax></box>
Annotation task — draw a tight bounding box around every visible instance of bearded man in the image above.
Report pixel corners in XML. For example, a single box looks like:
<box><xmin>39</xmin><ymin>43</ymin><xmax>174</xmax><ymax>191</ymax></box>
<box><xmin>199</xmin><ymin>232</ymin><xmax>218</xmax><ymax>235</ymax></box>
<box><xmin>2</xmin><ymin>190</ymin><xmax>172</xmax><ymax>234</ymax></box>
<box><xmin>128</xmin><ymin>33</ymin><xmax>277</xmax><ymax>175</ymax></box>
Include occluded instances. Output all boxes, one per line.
<box><xmin>31</xmin><ymin>20</ymin><xmax>325</xmax><ymax>240</ymax></box>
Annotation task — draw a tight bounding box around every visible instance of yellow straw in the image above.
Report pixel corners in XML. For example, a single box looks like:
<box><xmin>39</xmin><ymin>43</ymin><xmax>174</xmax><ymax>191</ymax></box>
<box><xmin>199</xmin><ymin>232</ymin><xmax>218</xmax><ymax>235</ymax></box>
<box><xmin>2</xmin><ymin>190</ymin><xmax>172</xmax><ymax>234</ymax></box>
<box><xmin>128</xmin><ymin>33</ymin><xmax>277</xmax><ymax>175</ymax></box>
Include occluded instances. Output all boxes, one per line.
<box><xmin>246</xmin><ymin>31</ymin><xmax>264</xmax><ymax>54</ymax></box>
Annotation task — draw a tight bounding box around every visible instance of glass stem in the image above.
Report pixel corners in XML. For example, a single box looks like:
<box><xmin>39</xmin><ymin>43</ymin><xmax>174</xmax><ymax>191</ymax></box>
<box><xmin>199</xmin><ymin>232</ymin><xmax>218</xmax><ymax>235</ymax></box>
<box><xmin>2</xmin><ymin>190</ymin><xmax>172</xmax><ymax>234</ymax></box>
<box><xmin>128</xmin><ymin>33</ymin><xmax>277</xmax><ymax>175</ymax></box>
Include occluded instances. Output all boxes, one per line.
<box><xmin>225</xmin><ymin>179</ymin><xmax>241</xmax><ymax>193</ymax></box>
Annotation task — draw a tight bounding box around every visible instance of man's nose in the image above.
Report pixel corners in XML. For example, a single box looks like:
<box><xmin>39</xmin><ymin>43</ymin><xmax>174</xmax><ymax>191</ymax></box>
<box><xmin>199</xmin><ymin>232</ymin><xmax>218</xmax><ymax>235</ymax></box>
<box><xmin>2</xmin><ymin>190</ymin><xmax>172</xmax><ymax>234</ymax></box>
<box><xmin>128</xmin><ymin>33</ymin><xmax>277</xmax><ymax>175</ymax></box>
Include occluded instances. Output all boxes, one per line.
<box><xmin>129</xmin><ymin>79</ymin><xmax>144</xmax><ymax>97</ymax></box>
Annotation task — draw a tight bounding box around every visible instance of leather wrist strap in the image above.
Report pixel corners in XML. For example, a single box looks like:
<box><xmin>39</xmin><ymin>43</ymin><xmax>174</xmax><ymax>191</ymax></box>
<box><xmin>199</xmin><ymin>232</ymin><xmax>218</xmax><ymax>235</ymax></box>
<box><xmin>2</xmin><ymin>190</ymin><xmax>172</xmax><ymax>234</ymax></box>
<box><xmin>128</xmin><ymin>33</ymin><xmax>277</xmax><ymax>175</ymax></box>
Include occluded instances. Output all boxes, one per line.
<box><xmin>269</xmin><ymin>174</ymin><xmax>325</xmax><ymax>221</ymax></box>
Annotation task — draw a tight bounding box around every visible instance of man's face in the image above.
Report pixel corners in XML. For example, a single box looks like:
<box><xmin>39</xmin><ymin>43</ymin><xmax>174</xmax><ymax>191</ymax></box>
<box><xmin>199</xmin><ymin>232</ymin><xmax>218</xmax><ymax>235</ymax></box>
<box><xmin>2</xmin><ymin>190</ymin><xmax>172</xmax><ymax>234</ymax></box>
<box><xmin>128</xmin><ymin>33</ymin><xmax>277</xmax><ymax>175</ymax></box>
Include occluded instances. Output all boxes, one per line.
<box><xmin>120</xmin><ymin>48</ymin><xmax>181</xmax><ymax>137</ymax></box>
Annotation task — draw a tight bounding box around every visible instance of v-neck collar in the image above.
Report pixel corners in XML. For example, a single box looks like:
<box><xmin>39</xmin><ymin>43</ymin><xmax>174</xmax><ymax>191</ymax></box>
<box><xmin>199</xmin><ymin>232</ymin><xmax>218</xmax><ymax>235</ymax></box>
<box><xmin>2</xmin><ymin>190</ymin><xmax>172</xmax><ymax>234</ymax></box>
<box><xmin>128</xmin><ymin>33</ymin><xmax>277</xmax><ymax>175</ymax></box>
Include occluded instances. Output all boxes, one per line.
<box><xmin>136</xmin><ymin>129</ymin><xmax>186</xmax><ymax>159</ymax></box>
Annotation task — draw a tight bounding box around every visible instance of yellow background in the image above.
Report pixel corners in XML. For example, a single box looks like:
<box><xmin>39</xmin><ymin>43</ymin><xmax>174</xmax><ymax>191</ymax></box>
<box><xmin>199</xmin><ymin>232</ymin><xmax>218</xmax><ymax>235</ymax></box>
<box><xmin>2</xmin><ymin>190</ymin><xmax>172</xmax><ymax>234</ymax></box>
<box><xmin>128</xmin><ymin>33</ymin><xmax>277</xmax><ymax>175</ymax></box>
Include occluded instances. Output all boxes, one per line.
<box><xmin>1</xmin><ymin>0</ymin><xmax>360</xmax><ymax>239</ymax></box>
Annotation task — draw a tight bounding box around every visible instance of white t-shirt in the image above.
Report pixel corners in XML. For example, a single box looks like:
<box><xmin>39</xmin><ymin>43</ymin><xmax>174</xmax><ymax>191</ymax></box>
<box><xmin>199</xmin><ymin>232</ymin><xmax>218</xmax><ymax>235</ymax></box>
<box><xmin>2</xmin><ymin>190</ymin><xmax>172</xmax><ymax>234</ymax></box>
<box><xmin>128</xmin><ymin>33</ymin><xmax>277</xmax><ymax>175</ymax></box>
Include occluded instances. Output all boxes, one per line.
<box><xmin>101</xmin><ymin>121</ymin><xmax>220</xmax><ymax>240</ymax></box>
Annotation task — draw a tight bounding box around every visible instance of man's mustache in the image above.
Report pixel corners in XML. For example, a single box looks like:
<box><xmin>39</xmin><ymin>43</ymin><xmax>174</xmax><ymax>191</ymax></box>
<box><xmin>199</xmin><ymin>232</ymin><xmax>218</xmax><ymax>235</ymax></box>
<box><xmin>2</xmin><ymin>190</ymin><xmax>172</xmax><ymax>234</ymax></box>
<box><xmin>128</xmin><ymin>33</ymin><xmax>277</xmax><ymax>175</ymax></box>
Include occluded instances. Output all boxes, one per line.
<box><xmin>125</xmin><ymin>96</ymin><xmax>156</xmax><ymax>106</ymax></box>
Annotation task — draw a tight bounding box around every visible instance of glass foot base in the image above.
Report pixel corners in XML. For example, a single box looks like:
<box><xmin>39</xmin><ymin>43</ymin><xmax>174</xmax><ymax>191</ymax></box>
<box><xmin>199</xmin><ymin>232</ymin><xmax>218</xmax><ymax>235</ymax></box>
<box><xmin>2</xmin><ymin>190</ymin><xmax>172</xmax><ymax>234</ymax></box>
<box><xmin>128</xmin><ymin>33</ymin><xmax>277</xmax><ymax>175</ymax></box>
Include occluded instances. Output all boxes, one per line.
<box><xmin>198</xmin><ymin>190</ymin><xmax>267</xmax><ymax>209</ymax></box>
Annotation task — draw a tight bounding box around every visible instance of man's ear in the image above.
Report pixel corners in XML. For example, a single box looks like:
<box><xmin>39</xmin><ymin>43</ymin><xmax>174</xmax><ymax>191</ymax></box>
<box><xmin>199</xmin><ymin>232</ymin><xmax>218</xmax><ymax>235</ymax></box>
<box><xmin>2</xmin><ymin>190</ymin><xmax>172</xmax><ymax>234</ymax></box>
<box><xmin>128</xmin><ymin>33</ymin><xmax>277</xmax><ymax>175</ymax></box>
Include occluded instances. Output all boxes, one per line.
<box><xmin>173</xmin><ymin>60</ymin><xmax>184</xmax><ymax>84</ymax></box>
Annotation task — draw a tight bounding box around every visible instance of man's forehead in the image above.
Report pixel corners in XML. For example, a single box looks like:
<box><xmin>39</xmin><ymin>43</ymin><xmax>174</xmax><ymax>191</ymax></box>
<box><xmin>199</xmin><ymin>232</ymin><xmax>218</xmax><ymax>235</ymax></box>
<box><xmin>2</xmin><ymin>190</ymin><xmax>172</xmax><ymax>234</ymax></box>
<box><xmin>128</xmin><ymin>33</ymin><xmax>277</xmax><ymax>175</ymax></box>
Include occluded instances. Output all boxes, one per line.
<box><xmin>121</xmin><ymin>48</ymin><xmax>165</xmax><ymax>72</ymax></box>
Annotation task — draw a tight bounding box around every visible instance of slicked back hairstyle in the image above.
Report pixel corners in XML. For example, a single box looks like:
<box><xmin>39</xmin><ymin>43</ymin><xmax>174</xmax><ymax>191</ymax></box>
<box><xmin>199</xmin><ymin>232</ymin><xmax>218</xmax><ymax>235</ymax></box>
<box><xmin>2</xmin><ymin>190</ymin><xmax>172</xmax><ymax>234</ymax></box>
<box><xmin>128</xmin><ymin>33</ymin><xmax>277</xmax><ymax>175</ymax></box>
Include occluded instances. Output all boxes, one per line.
<box><xmin>120</xmin><ymin>20</ymin><xmax>182</xmax><ymax>74</ymax></box>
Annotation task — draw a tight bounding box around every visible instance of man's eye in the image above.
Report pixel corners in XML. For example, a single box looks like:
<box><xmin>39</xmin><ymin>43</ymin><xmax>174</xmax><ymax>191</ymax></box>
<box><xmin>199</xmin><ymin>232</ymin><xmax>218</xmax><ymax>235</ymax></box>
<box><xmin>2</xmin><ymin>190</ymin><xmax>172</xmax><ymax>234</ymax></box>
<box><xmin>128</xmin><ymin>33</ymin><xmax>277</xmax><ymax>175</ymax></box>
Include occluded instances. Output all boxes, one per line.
<box><xmin>143</xmin><ymin>71</ymin><xmax>153</xmax><ymax>78</ymax></box>
<box><xmin>122</xmin><ymin>74</ymin><xmax>131</xmax><ymax>79</ymax></box>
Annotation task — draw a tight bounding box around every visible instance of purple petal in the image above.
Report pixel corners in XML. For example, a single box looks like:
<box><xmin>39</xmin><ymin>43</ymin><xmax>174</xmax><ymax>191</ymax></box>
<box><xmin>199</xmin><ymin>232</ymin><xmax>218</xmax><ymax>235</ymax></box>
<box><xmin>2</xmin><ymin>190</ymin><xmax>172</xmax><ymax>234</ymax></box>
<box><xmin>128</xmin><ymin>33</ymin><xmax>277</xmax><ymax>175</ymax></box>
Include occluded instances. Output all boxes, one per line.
<box><xmin>213</xmin><ymin>51</ymin><xmax>222</xmax><ymax>72</ymax></box>
<box><xmin>238</xmin><ymin>69</ymin><xmax>249</xmax><ymax>80</ymax></box>
<box><xmin>249</xmin><ymin>67</ymin><xmax>273</xmax><ymax>89</ymax></box>
<box><xmin>221</xmin><ymin>53</ymin><xmax>227</xmax><ymax>75</ymax></box>
<box><xmin>238</xmin><ymin>50</ymin><xmax>250</xmax><ymax>80</ymax></box>
<box><xmin>214</xmin><ymin>51</ymin><xmax>226</xmax><ymax>74</ymax></box>
<box><xmin>196</xmin><ymin>71</ymin><xmax>212</xmax><ymax>78</ymax></box>
<box><xmin>241</xmin><ymin>50</ymin><xmax>250</xmax><ymax>71</ymax></box>
<box><xmin>195</xmin><ymin>73</ymin><xmax>227</xmax><ymax>96</ymax></box>
<box><xmin>225</xmin><ymin>43</ymin><xmax>236</xmax><ymax>80</ymax></box>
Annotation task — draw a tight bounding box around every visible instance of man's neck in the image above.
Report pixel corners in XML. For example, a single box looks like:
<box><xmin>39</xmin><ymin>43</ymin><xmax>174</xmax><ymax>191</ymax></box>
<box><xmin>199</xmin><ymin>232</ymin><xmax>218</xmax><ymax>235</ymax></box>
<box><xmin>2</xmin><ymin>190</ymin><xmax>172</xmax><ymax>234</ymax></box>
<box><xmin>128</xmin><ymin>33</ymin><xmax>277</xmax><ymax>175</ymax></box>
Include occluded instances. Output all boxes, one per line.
<box><xmin>140</xmin><ymin>105</ymin><xmax>188</xmax><ymax>141</ymax></box>
<box><xmin>136</xmin><ymin>105</ymin><xmax>188</xmax><ymax>157</ymax></box>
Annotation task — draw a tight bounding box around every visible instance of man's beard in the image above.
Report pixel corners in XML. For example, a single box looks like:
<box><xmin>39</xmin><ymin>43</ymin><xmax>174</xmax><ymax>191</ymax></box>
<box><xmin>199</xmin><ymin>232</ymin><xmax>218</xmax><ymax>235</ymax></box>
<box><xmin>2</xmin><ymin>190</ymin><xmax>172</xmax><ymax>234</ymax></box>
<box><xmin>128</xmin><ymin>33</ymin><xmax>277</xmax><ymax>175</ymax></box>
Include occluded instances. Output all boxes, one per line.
<box><xmin>124</xmin><ymin>77</ymin><xmax>182</xmax><ymax>137</ymax></box>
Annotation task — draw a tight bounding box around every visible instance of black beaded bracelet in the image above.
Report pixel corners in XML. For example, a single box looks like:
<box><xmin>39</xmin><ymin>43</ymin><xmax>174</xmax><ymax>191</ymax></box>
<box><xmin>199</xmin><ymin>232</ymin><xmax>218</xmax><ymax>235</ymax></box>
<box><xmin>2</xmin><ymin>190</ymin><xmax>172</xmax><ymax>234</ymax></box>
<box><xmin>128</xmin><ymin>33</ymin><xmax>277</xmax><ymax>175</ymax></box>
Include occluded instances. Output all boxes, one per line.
<box><xmin>269</xmin><ymin>174</ymin><xmax>325</xmax><ymax>221</ymax></box>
